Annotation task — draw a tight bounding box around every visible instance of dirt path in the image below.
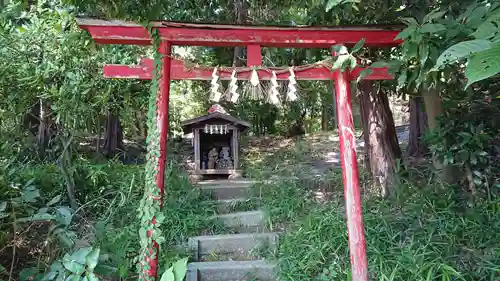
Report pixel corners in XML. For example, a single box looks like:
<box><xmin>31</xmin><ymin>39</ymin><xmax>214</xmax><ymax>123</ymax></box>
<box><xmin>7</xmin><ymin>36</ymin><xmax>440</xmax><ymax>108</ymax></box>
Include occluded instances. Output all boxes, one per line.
<box><xmin>311</xmin><ymin>125</ymin><xmax>409</xmax><ymax>174</ymax></box>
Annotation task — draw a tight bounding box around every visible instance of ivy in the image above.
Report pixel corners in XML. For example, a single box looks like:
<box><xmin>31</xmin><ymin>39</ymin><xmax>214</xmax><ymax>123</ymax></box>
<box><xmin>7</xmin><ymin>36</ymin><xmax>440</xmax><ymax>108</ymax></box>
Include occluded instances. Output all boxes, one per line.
<box><xmin>159</xmin><ymin>257</ymin><xmax>188</xmax><ymax>281</ymax></box>
<box><xmin>136</xmin><ymin>22</ymin><xmax>165</xmax><ymax>281</ymax></box>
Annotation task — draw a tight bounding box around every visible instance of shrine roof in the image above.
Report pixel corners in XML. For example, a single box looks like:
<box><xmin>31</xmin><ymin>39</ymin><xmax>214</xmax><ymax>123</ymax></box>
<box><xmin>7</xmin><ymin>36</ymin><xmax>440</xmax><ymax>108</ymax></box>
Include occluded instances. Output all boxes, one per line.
<box><xmin>181</xmin><ymin>112</ymin><xmax>251</xmax><ymax>132</ymax></box>
<box><xmin>76</xmin><ymin>18</ymin><xmax>403</xmax><ymax>47</ymax></box>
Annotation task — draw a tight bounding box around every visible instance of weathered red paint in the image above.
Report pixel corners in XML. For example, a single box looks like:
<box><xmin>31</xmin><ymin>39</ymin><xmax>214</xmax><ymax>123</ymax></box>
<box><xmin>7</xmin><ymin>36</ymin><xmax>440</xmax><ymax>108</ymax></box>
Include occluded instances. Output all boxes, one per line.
<box><xmin>247</xmin><ymin>45</ymin><xmax>262</xmax><ymax>66</ymax></box>
<box><xmin>104</xmin><ymin>58</ymin><xmax>393</xmax><ymax>81</ymax></box>
<box><xmin>76</xmin><ymin>18</ymin><xmax>403</xmax><ymax>48</ymax></box>
<box><xmin>156</xmin><ymin>42</ymin><xmax>171</xmax><ymax>205</ymax></box>
<box><xmin>333</xmin><ymin>66</ymin><xmax>368</xmax><ymax>281</ymax></box>
<box><xmin>146</xmin><ymin>41</ymin><xmax>172</xmax><ymax>280</ymax></box>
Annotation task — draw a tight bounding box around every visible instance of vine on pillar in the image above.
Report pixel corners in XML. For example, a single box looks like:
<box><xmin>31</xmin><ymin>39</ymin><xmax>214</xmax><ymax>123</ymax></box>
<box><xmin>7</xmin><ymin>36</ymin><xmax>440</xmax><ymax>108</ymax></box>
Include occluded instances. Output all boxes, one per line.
<box><xmin>136</xmin><ymin>24</ymin><xmax>166</xmax><ymax>281</ymax></box>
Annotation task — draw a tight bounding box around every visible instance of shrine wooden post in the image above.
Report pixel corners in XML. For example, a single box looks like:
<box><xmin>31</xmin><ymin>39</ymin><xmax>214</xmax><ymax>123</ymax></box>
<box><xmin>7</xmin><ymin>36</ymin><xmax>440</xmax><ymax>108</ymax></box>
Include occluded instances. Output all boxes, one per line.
<box><xmin>334</xmin><ymin>66</ymin><xmax>368</xmax><ymax>280</ymax></box>
<box><xmin>146</xmin><ymin>42</ymin><xmax>172</xmax><ymax>276</ymax></box>
<box><xmin>157</xmin><ymin>42</ymin><xmax>171</xmax><ymax>203</ymax></box>
<box><xmin>77</xmin><ymin>19</ymin><xmax>402</xmax><ymax>281</ymax></box>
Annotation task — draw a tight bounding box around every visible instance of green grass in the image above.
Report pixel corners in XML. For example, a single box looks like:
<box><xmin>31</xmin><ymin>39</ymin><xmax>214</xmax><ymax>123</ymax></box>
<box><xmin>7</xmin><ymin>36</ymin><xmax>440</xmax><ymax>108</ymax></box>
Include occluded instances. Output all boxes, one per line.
<box><xmin>87</xmin><ymin>162</ymin><xmax>228</xmax><ymax>276</ymax></box>
<box><xmin>0</xmin><ymin>152</ymin><xmax>225</xmax><ymax>280</ymax></box>
<box><xmin>157</xmin><ymin>165</ymin><xmax>228</xmax><ymax>266</ymax></box>
<box><xmin>218</xmin><ymin>198</ymin><xmax>262</xmax><ymax>213</ymax></box>
<box><xmin>257</xmin><ymin>176</ymin><xmax>500</xmax><ymax>281</ymax></box>
<box><xmin>242</xmin><ymin>132</ymin><xmax>500</xmax><ymax>280</ymax></box>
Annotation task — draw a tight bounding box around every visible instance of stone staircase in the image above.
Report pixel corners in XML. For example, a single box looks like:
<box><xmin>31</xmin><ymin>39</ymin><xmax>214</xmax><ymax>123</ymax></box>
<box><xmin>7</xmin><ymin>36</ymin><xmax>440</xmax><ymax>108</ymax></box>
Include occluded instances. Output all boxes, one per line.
<box><xmin>186</xmin><ymin>179</ymin><xmax>278</xmax><ymax>281</ymax></box>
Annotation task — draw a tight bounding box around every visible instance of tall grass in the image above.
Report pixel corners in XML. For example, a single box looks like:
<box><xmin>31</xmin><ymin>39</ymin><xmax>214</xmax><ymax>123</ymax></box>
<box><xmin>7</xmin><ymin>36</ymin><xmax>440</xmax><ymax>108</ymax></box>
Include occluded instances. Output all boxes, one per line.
<box><xmin>0</xmin><ymin>145</ymin><xmax>223</xmax><ymax>279</ymax></box>
<box><xmin>258</xmin><ymin>177</ymin><xmax>500</xmax><ymax>280</ymax></box>
<box><xmin>83</xmin><ymin>161</ymin><xmax>226</xmax><ymax>276</ymax></box>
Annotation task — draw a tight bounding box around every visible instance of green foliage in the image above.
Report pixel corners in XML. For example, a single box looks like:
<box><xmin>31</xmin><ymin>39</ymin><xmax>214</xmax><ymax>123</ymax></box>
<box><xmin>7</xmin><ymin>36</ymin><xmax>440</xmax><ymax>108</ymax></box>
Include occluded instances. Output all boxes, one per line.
<box><xmin>0</xmin><ymin>148</ymin><xmax>218</xmax><ymax>279</ymax></box>
<box><xmin>424</xmin><ymin>91</ymin><xmax>500</xmax><ymax>197</ymax></box>
<box><xmin>0</xmin><ymin>0</ymin><xmax>150</xmax><ymax>154</ymax></box>
<box><xmin>257</xmin><ymin>180</ymin><xmax>313</xmax><ymax>225</ymax></box>
<box><xmin>464</xmin><ymin>45</ymin><xmax>500</xmax><ymax>88</ymax></box>
<box><xmin>0</xmin><ymin>176</ymin><xmax>77</xmax><ymax>247</ymax></box>
<box><xmin>331</xmin><ymin>40</ymin><xmax>364</xmax><ymax>72</ymax></box>
<box><xmin>432</xmin><ymin>40</ymin><xmax>492</xmax><ymax>71</ymax></box>
<box><xmin>270</xmin><ymin>178</ymin><xmax>500</xmax><ymax>280</ymax></box>
<box><xmin>391</xmin><ymin>1</ymin><xmax>500</xmax><ymax>91</ymax></box>
<box><xmin>136</xmin><ymin>25</ymin><xmax>163</xmax><ymax>281</ymax></box>
<box><xmin>159</xmin><ymin>257</ymin><xmax>188</xmax><ymax>281</ymax></box>
<box><xmin>20</xmin><ymin>246</ymin><xmax>101</xmax><ymax>281</ymax></box>
<box><xmin>325</xmin><ymin>0</ymin><xmax>359</xmax><ymax>12</ymax></box>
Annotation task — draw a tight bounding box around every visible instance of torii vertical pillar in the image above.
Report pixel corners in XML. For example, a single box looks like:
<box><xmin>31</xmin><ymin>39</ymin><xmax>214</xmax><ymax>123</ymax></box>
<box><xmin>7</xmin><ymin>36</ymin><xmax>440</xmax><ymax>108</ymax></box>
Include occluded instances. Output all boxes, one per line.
<box><xmin>157</xmin><ymin>42</ymin><xmax>171</xmax><ymax>206</ymax></box>
<box><xmin>333</xmin><ymin>64</ymin><xmax>368</xmax><ymax>280</ymax></box>
<box><xmin>146</xmin><ymin>41</ymin><xmax>172</xmax><ymax>279</ymax></box>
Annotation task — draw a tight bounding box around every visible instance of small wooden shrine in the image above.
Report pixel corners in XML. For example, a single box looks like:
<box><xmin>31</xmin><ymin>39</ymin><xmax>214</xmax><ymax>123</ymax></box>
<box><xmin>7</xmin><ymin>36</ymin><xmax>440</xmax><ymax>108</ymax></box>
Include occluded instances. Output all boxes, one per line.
<box><xmin>182</xmin><ymin>104</ymin><xmax>250</xmax><ymax>179</ymax></box>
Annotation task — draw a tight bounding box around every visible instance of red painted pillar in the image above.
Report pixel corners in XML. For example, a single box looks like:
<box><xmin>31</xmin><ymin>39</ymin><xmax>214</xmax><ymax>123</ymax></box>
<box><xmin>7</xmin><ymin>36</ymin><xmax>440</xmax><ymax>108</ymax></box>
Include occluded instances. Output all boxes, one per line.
<box><xmin>247</xmin><ymin>44</ymin><xmax>262</xmax><ymax>66</ymax></box>
<box><xmin>146</xmin><ymin>41</ymin><xmax>172</xmax><ymax>280</ymax></box>
<box><xmin>333</xmin><ymin>65</ymin><xmax>369</xmax><ymax>281</ymax></box>
<box><xmin>156</xmin><ymin>41</ymin><xmax>171</xmax><ymax>202</ymax></box>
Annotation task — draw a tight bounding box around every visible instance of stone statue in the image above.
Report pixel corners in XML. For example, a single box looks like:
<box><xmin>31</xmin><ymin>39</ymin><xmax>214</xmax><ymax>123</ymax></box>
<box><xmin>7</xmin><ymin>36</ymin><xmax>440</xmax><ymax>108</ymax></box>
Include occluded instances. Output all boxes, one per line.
<box><xmin>207</xmin><ymin>148</ymin><xmax>218</xmax><ymax>169</ymax></box>
<box><xmin>216</xmin><ymin>146</ymin><xmax>233</xmax><ymax>169</ymax></box>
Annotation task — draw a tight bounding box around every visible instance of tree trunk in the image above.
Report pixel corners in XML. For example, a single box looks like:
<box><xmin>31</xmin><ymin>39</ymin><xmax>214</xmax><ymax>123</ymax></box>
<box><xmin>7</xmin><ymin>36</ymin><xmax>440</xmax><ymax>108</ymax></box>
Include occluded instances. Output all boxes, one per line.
<box><xmin>359</xmin><ymin>81</ymin><xmax>402</xmax><ymax>197</ymax></box>
<box><xmin>58</xmin><ymin>135</ymin><xmax>78</xmax><ymax>211</ymax></box>
<box><xmin>422</xmin><ymin>87</ymin><xmax>454</xmax><ymax>183</ymax></box>
<box><xmin>406</xmin><ymin>96</ymin><xmax>428</xmax><ymax>157</ymax></box>
<box><xmin>36</xmin><ymin>100</ymin><xmax>49</xmax><ymax>155</ymax></box>
<box><xmin>96</xmin><ymin>114</ymin><xmax>102</xmax><ymax>155</ymax></box>
<box><xmin>24</xmin><ymin>99</ymin><xmax>57</xmax><ymax>156</ymax></box>
<box><xmin>233</xmin><ymin>0</ymin><xmax>248</xmax><ymax>67</ymax></box>
<box><xmin>103</xmin><ymin>110</ymin><xmax>124</xmax><ymax>157</ymax></box>
<box><xmin>136</xmin><ymin>110</ymin><xmax>147</xmax><ymax>140</ymax></box>
<box><xmin>321</xmin><ymin>106</ymin><xmax>327</xmax><ymax>131</ymax></box>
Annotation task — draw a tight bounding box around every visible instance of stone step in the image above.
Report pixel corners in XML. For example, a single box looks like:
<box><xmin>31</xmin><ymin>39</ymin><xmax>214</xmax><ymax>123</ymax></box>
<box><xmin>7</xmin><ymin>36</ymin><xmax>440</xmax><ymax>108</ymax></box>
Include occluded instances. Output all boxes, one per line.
<box><xmin>188</xmin><ymin>232</ymin><xmax>279</xmax><ymax>261</ymax></box>
<box><xmin>186</xmin><ymin>260</ymin><xmax>277</xmax><ymax>281</ymax></box>
<box><xmin>201</xmin><ymin>184</ymin><xmax>251</xmax><ymax>200</ymax></box>
<box><xmin>215</xmin><ymin>198</ymin><xmax>260</xmax><ymax>214</ymax></box>
<box><xmin>197</xmin><ymin>179</ymin><xmax>257</xmax><ymax>187</ymax></box>
<box><xmin>216</xmin><ymin>211</ymin><xmax>266</xmax><ymax>233</ymax></box>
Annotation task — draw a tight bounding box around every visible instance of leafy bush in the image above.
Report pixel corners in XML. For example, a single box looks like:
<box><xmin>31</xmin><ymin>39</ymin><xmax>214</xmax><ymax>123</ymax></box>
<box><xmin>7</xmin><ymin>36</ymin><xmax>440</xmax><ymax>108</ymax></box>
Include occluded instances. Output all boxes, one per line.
<box><xmin>425</xmin><ymin>90</ymin><xmax>500</xmax><ymax>198</ymax></box>
<box><xmin>19</xmin><ymin>247</ymin><xmax>101</xmax><ymax>281</ymax></box>
<box><xmin>0</xmin><ymin>149</ymin><xmax>221</xmax><ymax>280</ymax></box>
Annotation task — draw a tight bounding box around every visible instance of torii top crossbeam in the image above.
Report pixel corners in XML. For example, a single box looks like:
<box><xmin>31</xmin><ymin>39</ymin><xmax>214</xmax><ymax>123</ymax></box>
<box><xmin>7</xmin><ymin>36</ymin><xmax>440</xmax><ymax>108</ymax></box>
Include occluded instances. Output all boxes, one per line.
<box><xmin>76</xmin><ymin>18</ymin><xmax>402</xmax><ymax>47</ymax></box>
<box><xmin>77</xmin><ymin>17</ymin><xmax>402</xmax><ymax>281</ymax></box>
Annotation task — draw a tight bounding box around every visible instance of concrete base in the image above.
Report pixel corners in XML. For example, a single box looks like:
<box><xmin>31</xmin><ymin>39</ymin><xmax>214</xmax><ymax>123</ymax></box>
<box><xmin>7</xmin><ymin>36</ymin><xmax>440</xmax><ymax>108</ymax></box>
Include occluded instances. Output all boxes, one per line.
<box><xmin>216</xmin><ymin>210</ymin><xmax>266</xmax><ymax>233</ymax></box>
<box><xmin>196</xmin><ymin>179</ymin><xmax>257</xmax><ymax>187</ymax></box>
<box><xmin>215</xmin><ymin>198</ymin><xmax>260</xmax><ymax>214</ymax></box>
<box><xmin>189</xmin><ymin>174</ymin><xmax>203</xmax><ymax>184</ymax></box>
<box><xmin>228</xmin><ymin>171</ymin><xmax>243</xmax><ymax>180</ymax></box>
<box><xmin>189</xmin><ymin>232</ymin><xmax>279</xmax><ymax>261</ymax></box>
<box><xmin>185</xmin><ymin>178</ymin><xmax>277</xmax><ymax>281</ymax></box>
<box><xmin>201</xmin><ymin>184</ymin><xmax>251</xmax><ymax>200</ymax></box>
<box><xmin>186</xmin><ymin>260</ymin><xmax>277</xmax><ymax>281</ymax></box>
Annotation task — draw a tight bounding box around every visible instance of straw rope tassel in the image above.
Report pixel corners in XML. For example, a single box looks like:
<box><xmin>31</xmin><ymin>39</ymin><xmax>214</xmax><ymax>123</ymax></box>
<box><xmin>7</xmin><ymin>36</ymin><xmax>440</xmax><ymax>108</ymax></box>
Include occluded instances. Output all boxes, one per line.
<box><xmin>210</xmin><ymin>67</ymin><xmax>222</xmax><ymax>102</ymax></box>
<box><xmin>229</xmin><ymin>69</ymin><xmax>240</xmax><ymax>103</ymax></box>
<box><xmin>287</xmin><ymin>67</ymin><xmax>298</xmax><ymax>101</ymax></box>
<box><xmin>269</xmin><ymin>71</ymin><xmax>280</xmax><ymax>104</ymax></box>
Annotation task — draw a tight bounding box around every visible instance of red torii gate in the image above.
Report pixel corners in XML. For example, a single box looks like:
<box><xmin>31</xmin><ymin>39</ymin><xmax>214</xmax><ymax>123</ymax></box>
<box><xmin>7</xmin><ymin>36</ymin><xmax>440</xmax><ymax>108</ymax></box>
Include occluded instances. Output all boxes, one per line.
<box><xmin>77</xmin><ymin>18</ymin><xmax>401</xmax><ymax>281</ymax></box>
